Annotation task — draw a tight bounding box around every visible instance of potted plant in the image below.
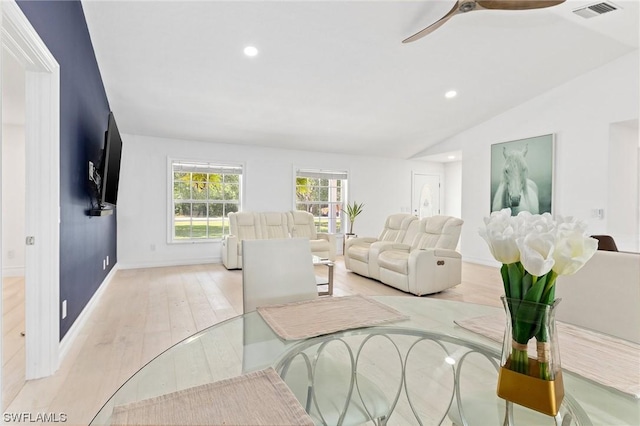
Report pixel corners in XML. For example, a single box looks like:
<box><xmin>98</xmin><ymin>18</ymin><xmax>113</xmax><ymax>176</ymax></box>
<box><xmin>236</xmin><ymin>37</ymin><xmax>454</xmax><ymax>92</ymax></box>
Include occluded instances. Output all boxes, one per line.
<box><xmin>345</xmin><ymin>201</ymin><xmax>364</xmax><ymax>235</ymax></box>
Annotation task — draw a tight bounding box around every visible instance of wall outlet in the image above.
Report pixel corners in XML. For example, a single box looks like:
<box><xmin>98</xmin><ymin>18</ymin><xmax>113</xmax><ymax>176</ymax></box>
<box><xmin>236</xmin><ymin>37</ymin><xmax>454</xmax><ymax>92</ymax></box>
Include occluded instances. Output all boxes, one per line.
<box><xmin>89</xmin><ymin>161</ymin><xmax>94</xmax><ymax>181</ymax></box>
<box><xmin>150</xmin><ymin>244</ymin><xmax>156</xmax><ymax>251</ymax></box>
<box><xmin>106</xmin><ymin>255</ymin><xmax>109</xmax><ymax>266</ymax></box>
<box><xmin>103</xmin><ymin>259</ymin><xmax>106</xmax><ymax>270</ymax></box>
<box><xmin>7</xmin><ymin>249</ymin><xmax>15</xmax><ymax>259</ymax></box>
<box><xmin>62</xmin><ymin>300</ymin><xmax>67</xmax><ymax>319</ymax></box>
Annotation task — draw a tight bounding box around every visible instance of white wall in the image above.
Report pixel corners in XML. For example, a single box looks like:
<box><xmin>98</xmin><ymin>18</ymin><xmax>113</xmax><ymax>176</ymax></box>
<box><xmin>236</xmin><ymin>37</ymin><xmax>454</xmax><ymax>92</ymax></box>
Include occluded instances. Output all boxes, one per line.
<box><xmin>608</xmin><ymin>119</ymin><xmax>639</xmax><ymax>251</ymax></box>
<box><xmin>117</xmin><ymin>134</ymin><xmax>443</xmax><ymax>268</ymax></box>
<box><xmin>1</xmin><ymin>124</ymin><xmax>25</xmax><ymax>276</ymax></box>
<box><xmin>443</xmin><ymin>161</ymin><xmax>462</xmax><ymax>219</ymax></box>
<box><xmin>433</xmin><ymin>51</ymin><xmax>639</xmax><ymax>265</ymax></box>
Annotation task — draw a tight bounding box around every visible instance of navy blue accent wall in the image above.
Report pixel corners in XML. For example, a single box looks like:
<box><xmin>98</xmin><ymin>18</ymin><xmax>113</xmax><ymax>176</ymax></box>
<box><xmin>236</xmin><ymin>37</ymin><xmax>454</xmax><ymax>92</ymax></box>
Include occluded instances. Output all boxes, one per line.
<box><xmin>16</xmin><ymin>1</ymin><xmax>116</xmax><ymax>339</ymax></box>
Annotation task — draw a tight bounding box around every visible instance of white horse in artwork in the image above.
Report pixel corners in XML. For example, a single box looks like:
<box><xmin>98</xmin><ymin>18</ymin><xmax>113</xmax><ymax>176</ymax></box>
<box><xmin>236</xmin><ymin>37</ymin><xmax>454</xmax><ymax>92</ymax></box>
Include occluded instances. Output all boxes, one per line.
<box><xmin>492</xmin><ymin>145</ymin><xmax>539</xmax><ymax>215</ymax></box>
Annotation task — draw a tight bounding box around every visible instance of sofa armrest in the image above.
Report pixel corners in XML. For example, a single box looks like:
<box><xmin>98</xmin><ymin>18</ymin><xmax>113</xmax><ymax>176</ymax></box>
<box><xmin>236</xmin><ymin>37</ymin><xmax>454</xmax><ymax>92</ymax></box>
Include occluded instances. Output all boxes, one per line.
<box><xmin>412</xmin><ymin>248</ymin><xmax>462</xmax><ymax>259</ymax></box>
<box><xmin>345</xmin><ymin>236</ymin><xmax>377</xmax><ymax>251</ymax></box>
<box><xmin>407</xmin><ymin>248</ymin><xmax>462</xmax><ymax>295</ymax></box>
<box><xmin>317</xmin><ymin>233</ymin><xmax>337</xmax><ymax>261</ymax></box>
<box><xmin>222</xmin><ymin>235</ymin><xmax>239</xmax><ymax>269</ymax></box>
<box><xmin>378</xmin><ymin>243</ymin><xmax>412</xmax><ymax>253</ymax></box>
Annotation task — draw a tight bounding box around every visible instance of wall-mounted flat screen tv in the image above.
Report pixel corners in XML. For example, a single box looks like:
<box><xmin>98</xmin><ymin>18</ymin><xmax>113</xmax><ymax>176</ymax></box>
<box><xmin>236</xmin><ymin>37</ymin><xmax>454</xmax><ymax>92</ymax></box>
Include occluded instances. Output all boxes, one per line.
<box><xmin>99</xmin><ymin>112</ymin><xmax>123</xmax><ymax>207</ymax></box>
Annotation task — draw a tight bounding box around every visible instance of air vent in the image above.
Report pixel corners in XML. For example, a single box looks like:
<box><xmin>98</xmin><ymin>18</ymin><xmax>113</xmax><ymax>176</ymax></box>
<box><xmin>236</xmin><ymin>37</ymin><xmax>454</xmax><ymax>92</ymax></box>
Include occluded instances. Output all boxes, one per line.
<box><xmin>573</xmin><ymin>2</ymin><xmax>619</xmax><ymax>19</ymax></box>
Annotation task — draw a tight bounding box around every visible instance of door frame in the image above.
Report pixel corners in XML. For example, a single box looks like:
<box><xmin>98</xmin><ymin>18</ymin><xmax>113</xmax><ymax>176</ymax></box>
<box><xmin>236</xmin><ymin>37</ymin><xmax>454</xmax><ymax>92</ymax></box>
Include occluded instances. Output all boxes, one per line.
<box><xmin>1</xmin><ymin>0</ymin><xmax>60</xmax><ymax>379</ymax></box>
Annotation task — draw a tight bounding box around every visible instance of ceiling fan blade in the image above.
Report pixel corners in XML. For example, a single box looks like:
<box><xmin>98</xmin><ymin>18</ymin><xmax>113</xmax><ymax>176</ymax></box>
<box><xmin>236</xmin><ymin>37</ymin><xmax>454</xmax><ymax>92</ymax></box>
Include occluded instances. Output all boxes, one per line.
<box><xmin>476</xmin><ymin>0</ymin><xmax>565</xmax><ymax>10</ymax></box>
<box><xmin>402</xmin><ymin>1</ymin><xmax>466</xmax><ymax>43</ymax></box>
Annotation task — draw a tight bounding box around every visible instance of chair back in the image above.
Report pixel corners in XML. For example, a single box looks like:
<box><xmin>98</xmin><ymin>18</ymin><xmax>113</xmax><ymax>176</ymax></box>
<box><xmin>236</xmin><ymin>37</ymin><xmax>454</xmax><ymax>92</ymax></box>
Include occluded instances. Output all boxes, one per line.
<box><xmin>377</xmin><ymin>214</ymin><xmax>417</xmax><ymax>242</ymax></box>
<box><xmin>242</xmin><ymin>238</ymin><xmax>318</xmax><ymax>313</ymax></box>
<box><xmin>590</xmin><ymin>235</ymin><xmax>618</xmax><ymax>251</ymax></box>
<box><xmin>229</xmin><ymin>212</ymin><xmax>262</xmax><ymax>240</ymax></box>
<box><xmin>287</xmin><ymin>210</ymin><xmax>318</xmax><ymax>239</ymax></box>
<box><xmin>411</xmin><ymin>216</ymin><xmax>463</xmax><ymax>250</ymax></box>
<box><xmin>259</xmin><ymin>212</ymin><xmax>290</xmax><ymax>239</ymax></box>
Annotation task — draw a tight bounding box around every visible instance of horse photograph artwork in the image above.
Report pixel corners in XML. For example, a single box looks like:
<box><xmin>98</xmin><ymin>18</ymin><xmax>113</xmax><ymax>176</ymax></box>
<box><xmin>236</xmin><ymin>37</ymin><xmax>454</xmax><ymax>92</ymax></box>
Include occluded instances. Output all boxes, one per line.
<box><xmin>490</xmin><ymin>134</ymin><xmax>554</xmax><ymax>216</ymax></box>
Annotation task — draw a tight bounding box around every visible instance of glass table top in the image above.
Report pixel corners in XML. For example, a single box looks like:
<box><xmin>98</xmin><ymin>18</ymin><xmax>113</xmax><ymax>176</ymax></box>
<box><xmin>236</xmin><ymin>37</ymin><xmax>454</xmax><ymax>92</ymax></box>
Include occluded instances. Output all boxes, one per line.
<box><xmin>90</xmin><ymin>297</ymin><xmax>639</xmax><ymax>425</ymax></box>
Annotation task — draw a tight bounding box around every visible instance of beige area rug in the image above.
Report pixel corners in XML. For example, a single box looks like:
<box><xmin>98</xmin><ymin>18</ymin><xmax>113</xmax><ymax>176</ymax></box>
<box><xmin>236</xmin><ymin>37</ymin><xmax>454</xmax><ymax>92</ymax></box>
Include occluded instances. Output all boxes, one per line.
<box><xmin>257</xmin><ymin>294</ymin><xmax>409</xmax><ymax>340</ymax></box>
<box><xmin>455</xmin><ymin>314</ymin><xmax>640</xmax><ymax>398</ymax></box>
<box><xmin>111</xmin><ymin>368</ymin><xmax>314</xmax><ymax>426</ymax></box>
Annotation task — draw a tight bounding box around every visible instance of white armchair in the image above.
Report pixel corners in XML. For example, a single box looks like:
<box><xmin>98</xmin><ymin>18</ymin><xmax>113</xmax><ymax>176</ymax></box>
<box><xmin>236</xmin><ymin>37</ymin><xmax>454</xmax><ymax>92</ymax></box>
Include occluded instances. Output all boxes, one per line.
<box><xmin>286</xmin><ymin>211</ymin><xmax>336</xmax><ymax>261</ymax></box>
<box><xmin>377</xmin><ymin>216</ymin><xmax>463</xmax><ymax>295</ymax></box>
<box><xmin>344</xmin><ymin>213</ymin><xmax>418</xmax><ymax>279</ymax></box>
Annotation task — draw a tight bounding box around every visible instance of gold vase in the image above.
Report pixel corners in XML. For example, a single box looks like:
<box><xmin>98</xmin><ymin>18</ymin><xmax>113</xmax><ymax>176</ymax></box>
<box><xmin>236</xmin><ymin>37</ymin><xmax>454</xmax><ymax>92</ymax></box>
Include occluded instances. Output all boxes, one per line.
<box><xmin>497</xmin><ymin>296</ymin><xmax>564</xmax><ymax>416</ymax></box>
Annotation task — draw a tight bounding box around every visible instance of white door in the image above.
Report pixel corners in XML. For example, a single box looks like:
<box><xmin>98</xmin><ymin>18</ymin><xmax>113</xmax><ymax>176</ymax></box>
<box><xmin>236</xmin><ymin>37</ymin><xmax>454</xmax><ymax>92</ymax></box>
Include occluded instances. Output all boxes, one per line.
<box><xmin>412</xmin><ymin>174</ymin><xmax>440</xmax><ymax>218</ymax></box>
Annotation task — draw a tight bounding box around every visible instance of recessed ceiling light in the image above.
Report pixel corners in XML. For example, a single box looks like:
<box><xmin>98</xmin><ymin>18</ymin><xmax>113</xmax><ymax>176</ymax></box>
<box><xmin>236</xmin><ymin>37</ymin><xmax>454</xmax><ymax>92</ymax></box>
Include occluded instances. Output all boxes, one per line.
<box><xmin>445</xmin><ymin>90</ymin><xmax>457</xmax><ymax>99</ymax></box>
<box><xmin>448</xmin><ymin>155</ymin><xmax>456</xmax><ymax>160</ymax></box>
<box><xmin>243</xmin><ymin>46</ymin><xmax>259</xmax><ymax>57</ymax></box>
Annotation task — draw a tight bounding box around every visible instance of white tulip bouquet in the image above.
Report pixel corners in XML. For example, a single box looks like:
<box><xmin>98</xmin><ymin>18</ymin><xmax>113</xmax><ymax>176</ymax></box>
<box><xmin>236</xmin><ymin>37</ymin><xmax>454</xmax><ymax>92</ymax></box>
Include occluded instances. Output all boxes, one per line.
<box><xmin>479</xmin><ymin>209</ymin><xmax>598</xmax><ymax>379</ymax></box>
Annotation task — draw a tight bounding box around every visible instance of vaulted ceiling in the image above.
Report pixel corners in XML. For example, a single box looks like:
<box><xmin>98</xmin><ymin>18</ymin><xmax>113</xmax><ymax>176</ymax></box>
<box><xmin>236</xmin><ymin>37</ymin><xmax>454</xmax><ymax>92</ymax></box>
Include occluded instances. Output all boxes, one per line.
<box><xmin>82</xmin><ymin>0</ymin><xmax>638</xmax><ymax>160</ymax></box>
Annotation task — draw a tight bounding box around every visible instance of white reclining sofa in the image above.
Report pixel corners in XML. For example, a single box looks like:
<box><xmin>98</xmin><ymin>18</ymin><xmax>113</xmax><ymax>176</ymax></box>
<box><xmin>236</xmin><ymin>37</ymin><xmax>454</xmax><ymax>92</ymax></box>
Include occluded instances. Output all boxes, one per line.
<box><xmin>222</xmin><ymin>211</ymin><xmax>336</xmax><ymax>269</ymax></box>
<box><xmin>345</xmin><ymin>214</ymin><xmax>463</xmax><ymax>296</ymax></box>
<box><xmin>344</xmin><ymin>214</ymin><xmax>418</xmax><ymax>280</ymax></box>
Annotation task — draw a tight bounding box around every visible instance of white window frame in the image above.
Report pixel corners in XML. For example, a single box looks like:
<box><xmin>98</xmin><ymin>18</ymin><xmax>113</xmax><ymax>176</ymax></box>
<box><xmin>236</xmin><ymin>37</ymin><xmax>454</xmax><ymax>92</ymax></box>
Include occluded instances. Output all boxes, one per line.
<box><xmin>168</xmin><ymin>158</ymin><xmax>243</xmax><ymax>243</ymax></box>
<box><xmin>294</xmin><ymin>168</ymin><xmax>348</xmax><ymax>234</ymax></box>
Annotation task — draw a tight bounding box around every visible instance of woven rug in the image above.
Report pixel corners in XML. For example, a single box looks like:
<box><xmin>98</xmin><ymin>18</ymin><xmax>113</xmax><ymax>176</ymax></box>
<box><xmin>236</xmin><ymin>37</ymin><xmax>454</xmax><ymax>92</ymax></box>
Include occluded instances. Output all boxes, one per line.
<box><xmin>257</xmin><ymin>294</ymin><xmax>409</xmax><ymax>340</ymax></box>
<box><xmin>110</xmin><ymin>368</ymin><xmax>314</xmax><ymax>426</ymax></box>
<box><xmin>455</xmin><ymin>314</ymin><xmax>640</xmax><ymax>398</ymax></box>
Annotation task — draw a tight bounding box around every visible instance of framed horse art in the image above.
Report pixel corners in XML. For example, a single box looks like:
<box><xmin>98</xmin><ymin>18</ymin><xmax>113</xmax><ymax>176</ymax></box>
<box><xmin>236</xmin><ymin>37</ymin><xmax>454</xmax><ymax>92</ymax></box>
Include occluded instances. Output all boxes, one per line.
<box><xmin>490</xmin><ymin>134</ymin><xmax>554</xmax><ymax>216</ymax></box>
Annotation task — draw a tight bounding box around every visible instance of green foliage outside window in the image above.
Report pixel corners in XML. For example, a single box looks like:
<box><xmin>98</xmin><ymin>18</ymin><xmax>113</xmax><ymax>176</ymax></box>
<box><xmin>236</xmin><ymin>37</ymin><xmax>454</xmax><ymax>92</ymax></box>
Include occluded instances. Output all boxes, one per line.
<box><xmin>173</xmin><ymin>168</ymin><xmax>240</xmax><ymax>240</ymax></box>
<box><xmin>295</xmin><ymin>176</ymin><xmax>344</xmax><ymax>233</ymax></box>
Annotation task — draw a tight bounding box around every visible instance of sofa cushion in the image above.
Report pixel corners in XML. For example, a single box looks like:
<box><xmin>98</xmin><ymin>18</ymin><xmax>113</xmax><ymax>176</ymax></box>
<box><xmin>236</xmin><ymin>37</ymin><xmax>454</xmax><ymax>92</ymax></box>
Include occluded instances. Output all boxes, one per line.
<box><xmin>411</xmin><ymin>216</ymin><xmax>463</xmax><ymax>250</ymax></box>
<box><xmin>288</xmin><ymin>211</ymin><xmax>318</xmax><ymax>239</ymax></box>
<box><xmin>378</xmin><ymin>251</ymin><xmax>410</xmax><ymax>274</ymax></box>
<box><xmin>378</xmin><ymin>214</ymin><xmax>417</xmax><ymax>242</ymax></box>
<box><xmin>261</xmin><ymin>212</ymin><xmax>289</xmax><ymax>239</ymax></box>
<box><xmin>309</xmin><ymin>239</ymin><xmax>330</xmax><ymax>254</ymax></box>
<box><xmin>231</xmin><ymin>212</ymin><xmax>261</xmax><ymax>240</ymax></box>
<box><xmin>348</xmin><ymin>244</ymin><xmax>371</xmax><ymax>263</ymax></box>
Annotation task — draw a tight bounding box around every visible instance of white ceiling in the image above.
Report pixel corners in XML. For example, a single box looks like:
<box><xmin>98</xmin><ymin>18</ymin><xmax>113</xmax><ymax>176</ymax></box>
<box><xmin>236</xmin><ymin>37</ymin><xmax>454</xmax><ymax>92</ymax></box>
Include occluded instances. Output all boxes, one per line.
<box><xmin>79</xmin><ymin>1</ymin><xmax>638</xmax><ymax>160</ymax></box>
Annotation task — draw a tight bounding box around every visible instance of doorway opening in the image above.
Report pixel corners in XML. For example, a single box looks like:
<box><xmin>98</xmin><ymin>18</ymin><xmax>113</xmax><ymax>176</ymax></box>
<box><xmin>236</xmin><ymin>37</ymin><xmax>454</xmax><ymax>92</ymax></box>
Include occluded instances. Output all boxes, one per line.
<box><xmin>1</xmin><ymin>0</ymin><xmax>61</xmax><ymax>402</ymax></box>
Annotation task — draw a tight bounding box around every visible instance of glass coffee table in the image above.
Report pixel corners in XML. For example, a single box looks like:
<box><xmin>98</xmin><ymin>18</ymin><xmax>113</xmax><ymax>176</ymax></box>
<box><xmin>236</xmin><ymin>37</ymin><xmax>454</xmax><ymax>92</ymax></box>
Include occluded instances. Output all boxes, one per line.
<box><xmin>312</xmin><ymin>255</ymin><xmax>334</xmax><ymax>296</ymax></box>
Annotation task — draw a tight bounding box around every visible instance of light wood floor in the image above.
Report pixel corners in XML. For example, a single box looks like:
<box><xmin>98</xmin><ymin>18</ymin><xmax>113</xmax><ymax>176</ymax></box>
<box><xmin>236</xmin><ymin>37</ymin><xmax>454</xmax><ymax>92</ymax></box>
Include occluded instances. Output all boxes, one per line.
<box><xmin>2</xmin><ymin>275</ymin><xmax>25</xmax><ymax>410</ymax></box>
<box><xmin>4</xmin><ymin>258</ymin><xmax>502</xmax><ymax>424</ymax></box>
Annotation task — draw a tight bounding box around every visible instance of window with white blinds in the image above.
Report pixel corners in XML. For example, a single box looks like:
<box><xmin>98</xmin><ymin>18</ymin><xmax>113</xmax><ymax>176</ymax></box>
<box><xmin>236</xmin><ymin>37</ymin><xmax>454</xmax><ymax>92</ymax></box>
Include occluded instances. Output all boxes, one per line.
<box><xmin>295</xmin><ymin>168</ymin><xmax>347</xmax><ymax>234</ymax></box>
<box><xmin>170</xmin><ymin>160</ymin><xmax>242</xmax><ymax>241</ymax></box>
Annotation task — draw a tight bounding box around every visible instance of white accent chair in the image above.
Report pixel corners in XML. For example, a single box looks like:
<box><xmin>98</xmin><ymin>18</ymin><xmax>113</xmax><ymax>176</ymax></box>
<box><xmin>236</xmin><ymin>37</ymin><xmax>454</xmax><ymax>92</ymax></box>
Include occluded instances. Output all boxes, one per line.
<box><xmin>242</xmin><ymin>238</ymin><xmax>319</xmax><ymax>312</ymax></box>
<box><xmin>344</xmin><ymin>214</ymin><xmax>418</xmax><ymax>280</ymax></box>
<box><xmin>241</xmin><ymin>238</ymin><xmax>390</xmax><ymax>425</ymax></box>
<box><xmin>377</xmin><ymin>216</ymin><xmax>463</xmax><ymax>295</ymax></box>
<box><xmin>287</xmin><ymin>211</ymin><xmax>336</xmax><ymax>261</ymax></box>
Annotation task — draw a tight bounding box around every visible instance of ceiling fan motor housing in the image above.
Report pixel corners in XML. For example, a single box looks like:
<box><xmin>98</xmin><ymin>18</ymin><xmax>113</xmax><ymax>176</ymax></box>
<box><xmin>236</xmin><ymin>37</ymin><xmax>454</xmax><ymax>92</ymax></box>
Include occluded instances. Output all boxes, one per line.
<box><xmin>459</xmin><ymin>1</ymin><xmax>477</xmax><ymax>12</ymax></box>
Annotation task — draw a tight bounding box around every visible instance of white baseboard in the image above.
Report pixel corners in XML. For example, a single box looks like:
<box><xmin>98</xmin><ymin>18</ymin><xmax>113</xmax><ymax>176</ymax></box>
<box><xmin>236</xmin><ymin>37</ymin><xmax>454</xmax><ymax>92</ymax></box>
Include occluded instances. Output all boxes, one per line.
<box><xmin>118</xmin><ymin>257</ymin><xmax>221</xmax><ymax>270</ymax></box>
<box><xmin>2</xmin><ymin>266</ymin><xmax>25</xmax><ymax>277</ymax></box>
<box><xmin>58</xmin><ymin>264</ymin><xmax>119</xmax><ymax>362</ymax></box>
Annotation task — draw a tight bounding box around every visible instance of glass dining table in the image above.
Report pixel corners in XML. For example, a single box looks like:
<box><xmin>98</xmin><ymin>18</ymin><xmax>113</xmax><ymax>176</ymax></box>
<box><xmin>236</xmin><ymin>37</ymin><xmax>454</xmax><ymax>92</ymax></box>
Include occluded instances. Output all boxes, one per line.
<box><xmin>90</xmin><ymin>297</ymin><xmax>639</xmax><ymax>425</ymax></box>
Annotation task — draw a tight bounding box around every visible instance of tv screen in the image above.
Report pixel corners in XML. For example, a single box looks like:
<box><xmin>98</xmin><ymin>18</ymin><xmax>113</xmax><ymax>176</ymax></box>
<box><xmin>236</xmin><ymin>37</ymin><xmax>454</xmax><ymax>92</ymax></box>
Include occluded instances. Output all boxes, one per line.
<box><xmin>100</xmin><ymin>112</ymin><xmax>123</xmax><ymax>207</ymax></box>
